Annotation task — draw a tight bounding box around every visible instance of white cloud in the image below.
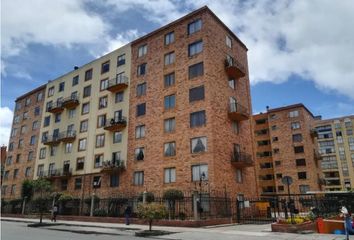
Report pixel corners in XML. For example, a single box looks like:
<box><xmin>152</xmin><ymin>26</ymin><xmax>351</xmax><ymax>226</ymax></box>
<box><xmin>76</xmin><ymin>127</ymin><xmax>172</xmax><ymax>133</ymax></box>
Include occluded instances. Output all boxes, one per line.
<box><xmin>101</xmin><ymin>29</ymin><xmax>141</xmax><ymax>56</ymax></box>
<box><xmin>0</xmin><ymin>107</ymin><xmax>14</xmax><ymax>146</ymax></box>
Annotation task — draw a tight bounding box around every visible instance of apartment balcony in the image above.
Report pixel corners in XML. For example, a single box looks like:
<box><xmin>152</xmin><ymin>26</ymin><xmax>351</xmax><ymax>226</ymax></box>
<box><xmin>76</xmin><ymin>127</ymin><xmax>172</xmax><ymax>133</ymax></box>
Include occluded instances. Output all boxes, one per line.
<box><xmin>228</xmin><ymin>103</ymin><xmax>249</xmax><ymax>121</ymax></box>
<box><xmin>231</xmin><ymin>151</ymin><xmax>254</xmax><ymax>168</ymax></box>
<box><xmin>45</xmin><ymin>168</ymin><xmax>72</xmax><ymax>179</ymax></box>
<box><xmin>42</xmin><ymin>135</ymin><xmax>61</xmax><ymax>146</ymax></box>
<box><xmin>310</xmin><ymin>129</ymin><xmax>318</xmax><ymax>138</ymax></box>
<box><xmin>59</xmin><ymin>130</ymin><xmax>76</xmax><ymax>143</ymax></box>
<box><xmin>62</xmin><ymin>95</ymin><xmax>80</xmax><ymax>109</ymax></box>
<box><xmin>101</xmin><ymin>160</ymin><xmax>126</xmax><ymax>173</ymax></box>
<box><xmin>106</xmin><ymin>76</ymin><xmax>129</xmax><ymax>93</ymax></box>
<box><xmin>224</xmin><ymin>58</ymin><xmax>246</xmax><ymax>79</ymax></box>
<box><xmin>46</xmin><ymin>102</ymin><xmax>64</xmax><ymax>114</ymax></box>
<box><xmin>104</xmin><ymin>117</ymin><xmax>127</xmax><ymax>132</ymax></box>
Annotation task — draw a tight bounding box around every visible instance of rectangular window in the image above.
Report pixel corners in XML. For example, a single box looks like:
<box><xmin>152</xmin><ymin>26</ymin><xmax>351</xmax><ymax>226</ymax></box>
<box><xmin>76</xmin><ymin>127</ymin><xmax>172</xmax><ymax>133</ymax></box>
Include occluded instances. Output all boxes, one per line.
<box><xmin>133</xmin><ymin>171</ymin><xmax>144</xmax><ymax>185</ymax></box>
<box><xmin>25</xmin><ymin>167</ymin><xmax>31</xmax><ymax>177</ymax></box>
<box><xmin>189</xmin><ymin>85</ymin><xmax>205</xmax><ymax>102</ymax></box>
<box><xmin>294</xmin><ymin>146</ymin><xmax>304</xmax><ymax>153</ymax></box>
<box><xmin>93</xmin><ymin>176</ymin><xmax>101</xmax><ymax>188</ymax></box>
<box><xmin>136</xmin><ymin>103</ymin><xmax>146</xmax><ymax>117</ymax></box>
<box><xmin>113</xmin><ymin>131</ymin><xmax>122</xmax><ymax>143</ymax></box>
<box><xmin>190</xmin><ymin>110</ymin><xmax>206</xmax><ymax>128</ymax></box>
<box><xmin>55</xmin><ymin>113</ymin><xmax>61</xmax><ymax>123</ymax></box>
<box><xmin>117</xmin><ymin>54</ymin><xmax>125</xmax><ymax>66</ymax></box>
<box><xmin>191</xmin><ymin>137</ymin><xmax>207</xmax><ymax>153</ymax></box>
<box><xmin>101</xmin><ymin>61</ymin><xmax>110</xmax><ymax>74</ymax></box>
<box><xmin>13</xmin><ymin>169</ymin><xmax>19</xmax><ymax>179</ymax></box>
<box><xmin>299</xmin><ymin>185</ymin><xmax>310</xmax><ymax>193</ymax></box>
<box><xmin>192</xmin><ymin>164</ymin><xmax>208</xmax><ymax>181</ymax></box>
<box><xmin>80</xmin><ymin>119</ymin><xmax>88</xmax><ymax>132</ymax></box>
<box><xmin>82</xmin><ymin>102</ymin><xmax>90</xmax><ymax>115</ymax></box>
<box><xmin>110</xmin><ymin>174</ymin><xmax>119</xmax><ymax>187</ymax></box>
<box><xmin>164</xmin><ymin>94</ymin><xmax>175</xmax><ymax>110</ymax></box>
<box><xmin>136</xmin><ymin>82</ymin><xmax>147</xmax><ymax>97</ymax></box>
<box><xmin>135</xmin><ymin>147</ymin><xmax>145</xmax><ymax>160</ymax></box>
<box><xmin>164</xmin><ymin>142</ymin><xmax>176</xmax><ymax>156</ymax></box>
<box><xmin>59</xmin><ymin>82</ymin><xmax>65</xmax><ymax>92</ymax></box>
<box><xmin>236</xmin><ymin>169</ymin><xmax>243</xmax><ymax>183</ymax></box>
<box><xmin>164</xmin><ymin>118</ymin><xmax>175</xmax><ymax>133</ymax></box>
<box><xmin>165</xmin><ymin>31</ymin><xmax>174</xmax><ymax>45</ymax></box>
<box><xmin>98</xmin><ymin>96</ymin><xmax>108</xmax><ymax>109</ymax></box>
<box><xmin>18</xmin><ymin>139</ymin><xmax>23</xmax><ymax>148</ymax></box>
<box><xmin>138</xmin><ymin>44</ymin><xmax>147</xmax><ymax>57</ymax></box>
<box><xmin>164</xmin><ymin>72</ymin><xmax>175</xmax><ymax>87</ymax></box>
<box><xmin>65</xmin><ymin>143</ymin><xmax>73</xmax><ymax>153</ymax></box>
<box><xmin>34</xmin><ymin>107</ymin><xmax>40</xmax><ymax>116</ymax></box>
<box><xmin>32</xmin><ymin>121</ymin><xmax>39</xmax><ymax>130</ymax></box>
<box><xmin>75</xmin><ymin>178</ymin><xmax>82</xmax><ymax>189</ymax></box>
<box><xmin>135</xmin><ymin>125</ymin><xmax>145</xmax><ymax>139</ymax></box>
<box><xmin>97</xmin><ymin>114</ymin><xmax>106</xmax><ymax>128</ymax></box>
<box><xmin>78</xmin><ymin>138</ymin><xmax>87</xmax><ymax>151</ymax></box>
<box><xmin>37</xmin><ymin>92</ymin><xmax>43</xmax><ymax>101</ymax></box>
<box><xmin>95</xmin><ymin>134</ymin><xmax>105</xmax><ymax>148</ymax></box>
<box><xmin>189</xmin><ymin>62</ymin><xmax>203</xmax><ymax>79</ymax></box>
<box><xmin>291</xmin><ymin>122</ymin><xmax>300</xmax><ymax>129</ymax></box>
<box><xmin>85</xmin><ymin>69</ymin><xmax>93</xmax><ymax>81</ymax></box>
<box><xmin>292</xmin><ymin>134</ymin><xmax>303</xmax><ymax>142</ymax></box>
<box><xmin>72</xmin><ymin>75</ymin><xmax>79</xmax><ymax>86</ymax></box>
<box><xmin>296</xmin><ymin>158</ymin><xmax>306</xmax><ymax>166</ymax></box>
<box><xmin>188</xmin><ymin>40</ymin><xmax>203</xmax><ymax>57</ymax></box>
<box><xmin>100</xmin><ymin>78</ymin><xmax>109</xmax><ymax>91</ymax></box>
<box><xmin>298</xmin><ymin>172</ymin><xmax>307</xmax><ymax>179</ymax></box>
<box><xmin>94</xmin><ymin>154</ymin><xmax>103</xmax><ymax>168</ymax></box>
<box><xmin>289</xmin><ymin>110</ymin><xmax>299</xmax><ymax>118</ymax></box>
<box><xmin>16</xmin><ymin>154</ymin><xmax>21</xmax><ymax>162</ymax></box>
<box><xmin>76</xmin><ymin>157</ymin><xmax>85</xmax><ymax>170</ymax></box>
<box><xmin>226</xmin><ymin>35</ymin><xmax>232</xmax><ymax>48</ymax></box>
<box><xmin>137</xmin><ymin>63</ymin><xmax>147</xmax><ymax>76</ymax></box>
<box><xmin>30</xmin><ymin>135</ymin><xmax>36</xmax><ymax>145</ymax></box>
<box><xmin>37</xmin><ymin>164</ymin><xmax>44</xmax><ymax>177</ymax></box>
<box><xmin>164</xmin><ymin>52</ymin><xmax>175</xmax><ymax>65</ymax></box>
<box><xmin>164</xmin><ymin>168</ymin><xmax>176</xmax><ymax>183</ymax></box>
<box><xmin>28</xmin><ymin>151</ymin><xmax>34</xmax><ymax>161</ymax></box>
<box><xmin>23</xmin><ymin>111</ymin><xmax>28</xmax><ymax>120</ymax></box>
<box><xmin>83</xmin><ymin>85</ymin><xmax>91</xmax><ymax>97</ymax></box>
<box><xmin>188</xmin><ymin>19</ymin><xmax>202</xmax><ymax>35</ymax></box>
<box><xmin>228</xmin><ymin>79</ymin><xmax>235</xmax><ymax>89</ymax></box>
<box><xmin>48</xmin><ymin>86</ymin><xmax>55</xmax><ymax>97</ymax></box>
<box><xmin>39</xmin><ymin>148</ymin><xmax>46</xmax><ymax>159</ymax></box>
<box><xmin>115</xmin><ymin>91</ymin><xmax>124</xmax><ymax>103</ymax></box>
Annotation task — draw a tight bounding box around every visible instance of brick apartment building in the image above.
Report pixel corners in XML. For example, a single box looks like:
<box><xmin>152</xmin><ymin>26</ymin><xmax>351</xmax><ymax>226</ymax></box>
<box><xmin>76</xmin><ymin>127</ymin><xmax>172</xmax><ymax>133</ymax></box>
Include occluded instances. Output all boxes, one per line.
<box><xmin>315</xmin><ymin>116</ymin><xmax>354</xmax><ymax>191</ymax></box>
<box><xmin>2</xmin><ymin>85</ymin><xmax>46</xmax><ymax>199</ymax></box>
<box><xmin>1</xmin><ymin>146</ymin><xmax>7</xmax><ymax>185</ymax></box>
<box><xmin>253</xmin><ymin>104</ymin><xmax>323</xmax><ymax>195</ymax></box>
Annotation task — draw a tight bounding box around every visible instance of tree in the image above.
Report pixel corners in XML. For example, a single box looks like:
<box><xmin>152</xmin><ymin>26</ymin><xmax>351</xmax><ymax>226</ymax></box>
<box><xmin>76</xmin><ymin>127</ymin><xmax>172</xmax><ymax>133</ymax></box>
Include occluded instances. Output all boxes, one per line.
<box><xmin>21</xmin><ymin>179</ymin><xmax>34</xmax><ymax>200</ymax></box>
<box><xmin>137</xmin><ymin>203</ymin><xmax>167</xmax><ymax>231</ymax></box>
<box><xmin>32</xmin><ymin>179</ymin><xmax>52</xmax><ymax>224</ymax></box>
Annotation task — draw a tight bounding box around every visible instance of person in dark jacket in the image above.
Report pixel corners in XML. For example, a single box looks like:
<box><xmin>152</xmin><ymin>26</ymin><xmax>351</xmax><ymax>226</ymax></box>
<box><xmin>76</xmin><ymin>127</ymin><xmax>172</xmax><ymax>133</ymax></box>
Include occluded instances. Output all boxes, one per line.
<box><xmin>51</xmin><ymin>205</ymin><xmax>58</xmax><ymax>222</ymax></box>
<box><xmin>124</xmin><ymin>206</ymin><xmax>132</xmax><ymax>225</ymax></box>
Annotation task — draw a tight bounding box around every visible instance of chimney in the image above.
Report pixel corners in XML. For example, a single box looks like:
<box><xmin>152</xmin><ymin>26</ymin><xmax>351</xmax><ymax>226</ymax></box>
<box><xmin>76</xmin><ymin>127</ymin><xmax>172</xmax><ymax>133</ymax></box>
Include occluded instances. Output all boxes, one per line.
<box><xmin>74</xmin><ymin>66</ymin><xmax>79</xmax><ymax>70</ymax></box>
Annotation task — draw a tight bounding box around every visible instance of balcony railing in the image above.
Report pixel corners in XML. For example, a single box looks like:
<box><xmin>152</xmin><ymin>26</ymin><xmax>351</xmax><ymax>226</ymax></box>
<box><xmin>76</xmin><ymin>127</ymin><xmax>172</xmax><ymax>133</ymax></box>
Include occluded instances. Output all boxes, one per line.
<box><xmin>59</xmin><ymin>130</ymin><xmax>76</xmax><ymax>143</ymax></box>
<box><xmin>225</xmin><ymin>58</ymin><xmax>246</xmax><ymax>79</ymax></box>
<box><xmin>42</xmin><ymin>135</ymin><xmax>61</xmax><ymax>145</ymax></box>
<box><xmin>228</xmin><ymin>102</ymin><xmax>249</xmax><ymax>121</ymax></box>
<box><xmin>46</xmin><ymin>101</ymin><xmax>64</xmax><ymax>113</ymax></box>
<box><xmin>106</xmin><ymin>76</ymin><xmax>129</xmax><ymax>92</ymax></box>
<box><xmin>101</xmin><ymin>160</ymin><xmax>126</xmax><ymax>173</ymax></box>
<box><xmin>103</xmin><ymin>117</ymin><xmax>127</xmax><ymax>132</ymax></box>
<box><xmin>44</xmin><ymin>168</ymin><xmax>73</xmax><ymax>179</ymax></box>
<box><xmin>62</xmin><ymin>94</ymin><xmax>80</xmax><ymax>109</ymax></box>
<box><xmin>310</xmin><ymin>129</ymin><xmax>318</xmax><ymax>138</ymax></box>
<box><xmin>231</xmin><ymin>151</ymin><xmax>254</xmax><ymax>168</ymax></box>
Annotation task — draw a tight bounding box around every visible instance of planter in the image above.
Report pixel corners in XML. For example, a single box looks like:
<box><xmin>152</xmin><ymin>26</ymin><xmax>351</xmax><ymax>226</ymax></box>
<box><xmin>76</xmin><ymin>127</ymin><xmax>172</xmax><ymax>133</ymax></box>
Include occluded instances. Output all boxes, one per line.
<box><xmin>271</xmin><ymin>221</ymin><xmax>318</xmax><ymax>233</ymax></box>
<box><xmin>317</xmin><ymin>217</ymin><xmax>345</xmax><ymax>234</ymax></box>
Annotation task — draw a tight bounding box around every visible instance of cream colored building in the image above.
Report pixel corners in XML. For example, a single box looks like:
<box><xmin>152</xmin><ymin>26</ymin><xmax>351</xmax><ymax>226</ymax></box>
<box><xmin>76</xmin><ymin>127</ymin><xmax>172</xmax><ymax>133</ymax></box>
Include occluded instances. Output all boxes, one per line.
<box><xmin>316</xmin><ymin>116</ymin><xmax>354</xmax><ymax>191</ymax></box>
<box><xmin>34</xmin><ymin>44</ymin><xmax>131</xmax><ymax>192</ymax></box>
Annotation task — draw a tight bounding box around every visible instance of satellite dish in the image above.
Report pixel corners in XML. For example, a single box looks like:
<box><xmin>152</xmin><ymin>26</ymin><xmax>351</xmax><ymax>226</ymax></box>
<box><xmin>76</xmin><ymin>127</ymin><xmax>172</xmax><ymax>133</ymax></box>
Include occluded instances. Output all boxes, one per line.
<box><xmin>282</xmin><ymin>176</ymin><xmax>293</xmax><ymax>186</ymax></box>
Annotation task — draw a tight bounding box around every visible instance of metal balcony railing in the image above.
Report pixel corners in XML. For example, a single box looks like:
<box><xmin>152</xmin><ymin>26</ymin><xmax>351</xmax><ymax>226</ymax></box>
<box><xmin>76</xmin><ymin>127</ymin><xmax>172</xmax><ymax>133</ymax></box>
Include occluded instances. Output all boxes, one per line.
<box><xmin>224</xmin><ymin>58</ymin><xmax>246</xmax><ymax>78</ymax></box>
<box><xmin>101</xmin><ymin>160</ymin><xmax>125</xmax><ymax>173</ymax></box>
<box><xmin>103</xmin><ymin>117</ymin><xmax>127</xmax><ymax>131</ymax></box>
<box><xmin>231</xmin><ymin>151</ymin><xmax>254</xmax><ymax>168</ymax></box>
<box><xmin>228</xmin><ymin>102</ymin><xmax>249</xmax><ymax>121</ymax></box>
<box><xmin>106</xmin><ymin>76</ymin><xmax>129</xmax><ymax>92</ymax></box>
<box><xmin>62</xmin><ymin>94</ymin><xmax>80</xmax><ymax>109</ymax></box>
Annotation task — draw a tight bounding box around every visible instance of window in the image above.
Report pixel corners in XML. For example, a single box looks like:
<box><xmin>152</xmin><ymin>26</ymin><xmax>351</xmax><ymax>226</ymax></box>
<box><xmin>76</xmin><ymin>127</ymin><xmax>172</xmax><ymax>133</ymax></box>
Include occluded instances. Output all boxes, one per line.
<box><xmin>93</xmin><ymin>176</ymin><xmax>101</xmax><ymax>188</ymax></box>
<box><xmin>48</xmin><ymin>86</ymin><xmax>54</xmax><ymax>97</ymax></box>
<box><xmin>44</xmin><ymin>116</ymin><xmax>50</xmax><ymax>127</ymax></box>
<box><xmin>294</xmin><ymin>146</ymin><xmax>304</xmax><ymax>153</ymax></box>
<box><xmin>72</xmin><ymin>75</ymin><xmax>79</xmax><ymax>86</ymax></box>
<box><xmin>299</xmin><ymin>185</ymin><xmax>310</xmax><ymax>193</ymax></box>
<box><xmin>82</xmin><ymin>102</ymin><xmax>90</xmax><ymax>115</ymax></box>
<box><xmin>78</xmin><ymin>138</ymin><xmax>87</xmax><ymax>151</ymax></box>
<box><xmin>100</xmin><ymin>78</ymin><xmax>109</xmax><ymax>91</ymax></box>
<box><xmin>291</xmin><ymin>122</ymin><xmax>300</xmax><ymax>129</ymax></box>
<box><xmin>276</xmin><ymin>173</ymin><xmax>282</xmax><ymax>179</ymax></box>
<box><xmin>23</xmin><ymin>111</ymin><xmax>29</xmax><ymax>120</ymax></box>
<box><xmin>8</xmin><ymin>142</ymin><xmax>14</xmax><ymax>151</ymax></box>
<box><xmin>97</xmin><ymin>114</ymin><xmax>106</xmax><ymax>128</ymax></box>
<box><xmin>50</xmin><ymin>146</ymin><xmax>57</xmax><ymax>156</ymax></box>
<box><xmin>191</xmin><ymin>137</ymin><xmax>207</xmax><ymax>153</ymax></box>
<box><xmin>228</xmin><ymin>79</ymin><xmax>235</xmax><ymax>89</ymax></box>
<box><xmin>25</xmin><ymin>167</ymin><xmax>31</xmax><ymax>177</ymax></box>
<box><xmin>236</xmin><ymin>169</ymin><xmax>243</xmax><ymax>183</ymax></box>
<box><xmin>278</xmin><ymin>186</ymin><xmax>284</xmax><ymax>192</ymax></box>
<box><xmin>275</xmin><ymin>160</ymin><xmax>281</xmax><ymax>166</ymax></box>
<box><xmin>80</xmin><ymin>120</ymin><xmax>88</xmax><ymax>132</ymax></box>
<box><xmin>188</xmin><ymin>40</ymin><xmax>203</xmax><ymax>57</ymax></box>
<box><xmin>18</xmin><ymin>139</ymin><xmax>23</xmax><ymax>148</ymax></box>
<box><xmin>11</xmin><ymin>185</ymin><xmax>16</xmax><ymax>195</ymax></box>
<box><xmin>59</xmin><ymin>82</ymin><xmax>65</xmax><ymax>92</ymax></box>
<box><xmin>292</xmin><ymin>134</ymin><xmax>303</xmax><ymax>142</ymax></box>
<box><xmin>32</xmin><ymin>121</ymin><xmax>39</xmax><ymax>130</ymax></box>
<box><xmin>192</xmin><ymin>164</ymin><xmax>208</xmax><ymax>181</ymax></box>
<box><xmin>136</xmin><ymin>103</ymin><xmax>146</xmax><ymax>117</ymax></box>
<box><xmin>137</xmin><ymin>63</ymin><xmax>147</xmax><ymax>76</ymax></box>
<box><xmin>110</xmin><ymin>174</ymin><xmax>119</xmax><ymax>187</ymax></box>
<box><xmin>4</xmin><ymin>171</ymin><xmax>9</xmax><ymax>180</ymax></box>
<box><xmin>115</xmin><ymin>91</ymin><xmax>124</xmax><ymax>103</ymax></box>
<box><xmin>133</xmin><ymin>171</ymin><xmax>144</xmax><ymax>185</ymax></box>
<box><xmin>135</xmin><ymin>147</ymin><xmax>145</xmax><ymax>160</ymax></box>
<box><xmin>68</xmin><ymin>109</ymin><xmax>76</xmax><ymax>119</ymax></box>
<box><xmin>113</xmin><ymin>131</ymin><xmax>122</xmax><ymax>143</ymax></box>
<box><xmin>75</xmin><ymin>178</ymin><xmax>82</xmax><ymax>189</ymax></box>
<box><xmin>226</xmin><ymin>35</ymin><xmax>232</xmax><ymax>48</ymax></box>
<box><xmin>39</xmin><ymin>148</ymin><xmax>46</xmax><ymax>159</ymax></box>
<box><xmin>164</xmin><ymin>168</ymin><xmax>176</xmax><ymax>183</ymax></box>
<box><xmin>85</xmin><ymin>69</ymin><xmax>93</xmax><ymax>81</ymax></box>
<box><xmin>289</xmin><ymin>110</ymin><xmax>299</xmax><ymax>118</ymax></box>
<box><xmin>14</xmin><ymin>115</ymin><xmax>20</xmax><ymax>124</ymax></box>
<box><xmin>37</xmin><ymin>92</ymin><xmax>43</xmax><ymax>101</ymax></box>
<box><xmin>94</xmin><ymin>154</ymin><xmax>103</xmax><ymax>168</ymax></box>
<box><xmin>76</xmin><ymin>157</ymin><xmax>85</xmax><ymax>170</ymax></box>
<box><xmin>136</xmin><ymin>82</ymin><xmax>147</xmax><ymax>96</ymax></box>
<box><xmin>101</xmin><ymin>61</ymin><xmax>110</xmax><ymax>74</ymax></box>
<box><xmin>164</xmin><ymin>142</ymin><xmax>176</xmax><ymax>156</ymax></box>
<box><xmin>28</xmin><ymin>151</ymin><xmax>34</xmax><ymax>161</ymax></box>
<box><xmin>298</xmin><ymin>172</ymin><xmax>307</xmax><ymax>179</ymax></box>
<box><xmin>34</xmin><ymin>107</ymin><xmax>40</xmax><ymax>116</ymax></box>
<box><xmin>138</xmin><ymin>44</ymin><xmax>147</xmax><ymax>57</ymax></box>
<box><xmin>117</xmin><ymin>54</ymin><xmax>125</xmax><ymax>66</ymax></box>
<box><xmin>13</xmin><ymin>169</ymin><xmax>19</xmax><ymax>179</ymax></box>
<box><xmin>15</xmin><ymin>153</ymin><xmax>21</xmax><ymax>163</ymax></box>
<box><xmin>165</xmin><ymin>31</ymin><xmax>174</xmax><ymax>45</ymax></box>
<box><xmin>296</xmin><ymin>158</ymin><xmax>306</xmax><ymax>166</ymax></box>
<box><xmin>271</xmin><ymin>125</ymin><xmax>277</xmax><ymax>130</ymax></box>
<box><xmin>83</xmin><ymin>85</ymin><xmax>91</xmax><ymax>97</ymax></box>
<box><xmin>11</xmin><ymin>128</ymin><xmax>17</xmax><ymax>137</ymax></box>
<box><xmin>30</xmin><ymin>135</ymin><xmax>36</xmax><ymax>145</ymax></box>
<box><xmin>164</xmin><ymin>72</ymin><xmax>175</xmax><ymax>87</ymax></box>
<box><xmin>64</xmin><ymin>143</ymin><xmax>73</xmax><ymax>153</ymax></box>
<box><xmin>135</xmin><ymin>125</ymin><xmax>145</xmax><ymax>139</ymax></box>
<box><xmin>37</xmin><ymin>164</ymin><xmax>44</xmax><ymax>177</ymax></box>
<box><xmin>164</xmin><ymin>52</ymin><xmax>175</xmax><ymax>65</ymax></box>
<box><xmin>188</xmin><ymin>19</ymin><xmax>202</xmax><ymax>35</ymax></box>
<box><xmin>164</xmin><ymin>94</ymin><xmax>175</xmax><ymax>110</ymax></box>
<box><xmin>189</xmin><ymin>85</ymin><xmax>205</xmax><ymax>102</ymax></box>
<box><xmin>98</xmin><ymin>96</ymin><xmax>108</xmax><ymax>109</ymax></box>
<box><xmin>190</xmin><ymin>110</ymin><xmax>206</xmax><ymax>128</ymax></box>
<box><xmin>164</xmin><ymin>118</ymin><xmax>175</xmax><ymax>132</ymax></box>
<box><xmin>189</xmin><ymin>62</ymin><xmax>203</xmax><ymax>79</ymax></box>
<box><xmin>55</xmin><ymin>113</ymin><xmax>61</xmax><ymax>123</ymax></box>
<box><xmin>95</xmin><ymin>134</ymin><xmax>105</xmax><ymax>148</ymax></box>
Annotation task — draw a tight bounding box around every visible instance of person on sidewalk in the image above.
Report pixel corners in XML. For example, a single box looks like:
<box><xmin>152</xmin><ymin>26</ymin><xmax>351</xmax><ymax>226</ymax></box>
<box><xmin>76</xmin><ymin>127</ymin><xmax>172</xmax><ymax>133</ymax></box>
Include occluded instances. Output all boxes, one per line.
<box><xmin>124</xmin><ymin>206</ymin><xmax>132</xmax><ymax>225</ymax></box>
<box><xmin>51</xmin><ymin>205</ymin><xmax>58</xmax><ymax>222</ymax></box>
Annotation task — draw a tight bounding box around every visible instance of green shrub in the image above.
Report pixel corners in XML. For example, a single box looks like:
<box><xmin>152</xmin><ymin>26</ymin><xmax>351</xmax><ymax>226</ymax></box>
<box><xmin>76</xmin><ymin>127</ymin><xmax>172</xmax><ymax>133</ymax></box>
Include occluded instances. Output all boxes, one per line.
<box><xmin>163</xmin><ymin>189</ymin><xmax>184</xmax><ymax>201</ymax></box>
<box><xmin>138</xmin><ymin>192</ymin><xmax>155</xmax><ymax>203</ymax></box>
<box><xmin>137</xmin><ymin>203</ymin><xmax>167</xmax><ymax>231</ymax></box>
<box><xmin>93</xmin><ymin>208</ymin><xmax>108</xmax><ymax>217</ymax></box>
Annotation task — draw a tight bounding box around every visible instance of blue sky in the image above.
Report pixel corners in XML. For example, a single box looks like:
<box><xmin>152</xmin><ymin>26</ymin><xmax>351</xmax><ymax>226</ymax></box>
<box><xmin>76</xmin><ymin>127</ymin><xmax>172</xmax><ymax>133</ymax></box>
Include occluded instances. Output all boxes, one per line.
<box><xmin>1</xmin><ymin>0</ymin><xmax>354</xmax><ymax>145</ymax></box>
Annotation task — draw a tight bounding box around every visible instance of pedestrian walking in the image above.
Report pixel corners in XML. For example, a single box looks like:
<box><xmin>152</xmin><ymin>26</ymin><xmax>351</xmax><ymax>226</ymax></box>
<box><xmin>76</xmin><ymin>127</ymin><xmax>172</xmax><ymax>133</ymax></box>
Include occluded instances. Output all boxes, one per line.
<box><xmin>51</xmin><ymin>205</ymin><xmax>58</xmax><ymax>222</ymax></box>
<box><xmin>124</xmin><ymin>206</ymin><xmax>132</xmax><ymax>225</ymax></box>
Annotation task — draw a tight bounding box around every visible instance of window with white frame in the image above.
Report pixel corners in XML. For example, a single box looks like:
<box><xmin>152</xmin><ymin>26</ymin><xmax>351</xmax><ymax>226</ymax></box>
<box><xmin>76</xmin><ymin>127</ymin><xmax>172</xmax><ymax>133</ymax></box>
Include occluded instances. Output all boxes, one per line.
<box><xmin>164</xmin><ymin>142</ymin><xmax>176</xmax><ymax>157</ymax></box>
<box><xmin>133</xmin><ymin>171</ymin><xmax>144</xmax><ymax>185</ymax></box>
<box><xmin>138</xmin><ymin>44</ymin><xmax>147</xmax><ymax>57</ymax></box>
<box><xmin>164</xmin><ymin>168</ymin><xmax>176</xmax><ymax>183</ymax></box>
<box><xmin>135</xmin><ymin>125</ymin><xmax>145</xmax><ymax>139</ymax></box>
<box><xmin>191</xmin><ymin>164</ymin><xmax>208</xmax><ymax>181</ymax></box>
<box><xmin>191</xmin><ymin>137</ymin><xmax>207</xmax><ymax>153</ymax></box>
